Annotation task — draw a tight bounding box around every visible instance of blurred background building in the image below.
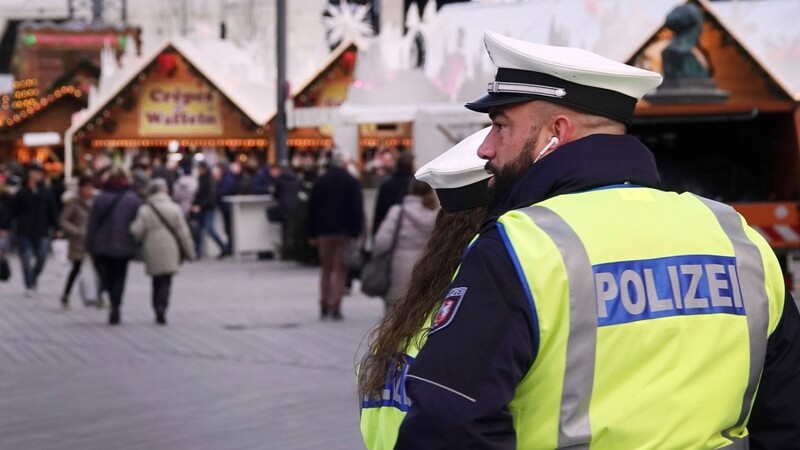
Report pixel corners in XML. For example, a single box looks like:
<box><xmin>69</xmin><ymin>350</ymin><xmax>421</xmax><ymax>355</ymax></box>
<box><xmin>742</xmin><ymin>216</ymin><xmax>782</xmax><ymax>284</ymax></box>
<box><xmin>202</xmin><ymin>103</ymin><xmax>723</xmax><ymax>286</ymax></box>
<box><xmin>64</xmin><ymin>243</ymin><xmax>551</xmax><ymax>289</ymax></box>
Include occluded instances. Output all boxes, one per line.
<box><xmin>0</xmin><ymin>0</ymin><xmax>799</xmax><ymax>259</ymax></box>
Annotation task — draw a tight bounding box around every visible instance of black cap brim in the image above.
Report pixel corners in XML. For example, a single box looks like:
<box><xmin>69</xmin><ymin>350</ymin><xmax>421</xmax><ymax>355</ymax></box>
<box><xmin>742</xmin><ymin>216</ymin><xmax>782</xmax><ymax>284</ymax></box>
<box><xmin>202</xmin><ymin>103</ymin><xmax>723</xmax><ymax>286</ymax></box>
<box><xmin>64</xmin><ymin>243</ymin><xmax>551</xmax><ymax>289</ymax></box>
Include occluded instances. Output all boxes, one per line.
<box><xmin>435</xmin><ymin>178</ymin><xmax>491</xmax><ymax>211</ymax></box>
<box><xmin>465</xmin><ymin>93</ymin><xmax>539</xmax><ymax>113</ymax></box>
<box><xmin>464</xmin><ymin>69</ymin><xmax>638</xmax><ymax>125</ymax></box>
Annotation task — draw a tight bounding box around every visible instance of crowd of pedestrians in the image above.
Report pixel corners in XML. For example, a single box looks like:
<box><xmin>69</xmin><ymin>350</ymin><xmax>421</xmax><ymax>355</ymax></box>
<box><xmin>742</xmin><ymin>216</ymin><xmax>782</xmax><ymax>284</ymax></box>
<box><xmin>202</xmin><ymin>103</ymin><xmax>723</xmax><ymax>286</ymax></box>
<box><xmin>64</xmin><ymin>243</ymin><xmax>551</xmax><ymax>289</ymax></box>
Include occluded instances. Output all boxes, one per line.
<box><xmin>0</xmin><ymin>155</ymin><xmax>297</xmax><ymax>325</ymax></box>
<box><xmin>0</xmin><ymin>148</ymin><xmax>440</xmax><ymax>327</ymax></box>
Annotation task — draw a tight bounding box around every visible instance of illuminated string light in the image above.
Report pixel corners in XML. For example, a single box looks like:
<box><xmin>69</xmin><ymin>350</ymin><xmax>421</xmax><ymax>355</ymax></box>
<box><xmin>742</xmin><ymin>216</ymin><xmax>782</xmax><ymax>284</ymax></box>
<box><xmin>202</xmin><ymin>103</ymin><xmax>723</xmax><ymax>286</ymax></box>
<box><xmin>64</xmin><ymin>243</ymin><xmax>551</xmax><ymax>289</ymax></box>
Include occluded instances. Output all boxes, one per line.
<box><xmin>0</xmin><ymin>86</ymin><xmax>85</xmax><ymax>127</ymax></box>
<box><xmin>90</xmin><ymin>139</ymin><xmax>269</xmax><ymax>148</ymax></box>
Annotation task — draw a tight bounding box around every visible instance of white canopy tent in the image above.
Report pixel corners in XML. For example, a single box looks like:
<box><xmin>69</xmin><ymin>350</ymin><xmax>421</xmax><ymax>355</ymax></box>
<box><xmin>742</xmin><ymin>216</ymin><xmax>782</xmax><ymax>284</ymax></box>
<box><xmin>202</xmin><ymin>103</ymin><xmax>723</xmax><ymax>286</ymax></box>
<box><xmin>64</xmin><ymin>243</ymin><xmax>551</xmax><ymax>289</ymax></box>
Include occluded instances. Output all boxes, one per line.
<box><xmin>701</xmin><ymin>0</ymin><xmax>800</xmax><ymax>101</ymax></box>
<box><xmin>327</xmin><ymin>0</ymin><xmax>686</xmax><ymax>166</ymax></box>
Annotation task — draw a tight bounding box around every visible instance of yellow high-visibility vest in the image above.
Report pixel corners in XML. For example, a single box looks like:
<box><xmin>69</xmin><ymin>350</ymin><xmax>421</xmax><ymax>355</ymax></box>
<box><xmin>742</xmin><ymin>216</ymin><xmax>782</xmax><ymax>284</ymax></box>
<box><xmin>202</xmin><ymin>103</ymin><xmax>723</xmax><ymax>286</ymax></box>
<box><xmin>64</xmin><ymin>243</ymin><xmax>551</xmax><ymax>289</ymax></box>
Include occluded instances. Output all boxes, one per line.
<box><xmin>497</xmin><ymin>186</ymin><xmax>784</xmax><ymax>449</ymax></box>
<box><xmin>360</xmin><ymin>328</ymin><xmax>426</xmax><ymax>450</ymax></box>
<box><xmin>360</xmin><ymin>233</ymin><xmax>481</xmax><ymax>449</ymax></box>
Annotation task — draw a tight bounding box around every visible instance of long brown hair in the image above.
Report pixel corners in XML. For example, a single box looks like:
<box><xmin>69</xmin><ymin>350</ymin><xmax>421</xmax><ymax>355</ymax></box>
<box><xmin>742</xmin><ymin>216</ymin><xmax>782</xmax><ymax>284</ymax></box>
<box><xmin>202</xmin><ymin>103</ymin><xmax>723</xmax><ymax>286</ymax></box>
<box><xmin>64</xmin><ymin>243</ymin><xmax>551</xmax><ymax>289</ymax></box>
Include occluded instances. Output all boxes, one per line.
<box><xmin>358</xmin><ymin>205</ymin><xmax>487</xmax><ymax>399</ymax></box>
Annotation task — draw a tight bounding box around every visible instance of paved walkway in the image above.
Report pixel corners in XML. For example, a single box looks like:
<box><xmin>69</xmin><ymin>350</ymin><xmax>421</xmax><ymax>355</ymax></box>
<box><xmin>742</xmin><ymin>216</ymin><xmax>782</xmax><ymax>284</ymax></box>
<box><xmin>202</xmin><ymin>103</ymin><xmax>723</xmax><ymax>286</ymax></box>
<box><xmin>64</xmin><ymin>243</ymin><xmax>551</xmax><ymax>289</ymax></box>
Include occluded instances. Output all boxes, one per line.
<box><xmin>0</xmin><ymin>256</ymin><xmax>383</xmax><ymax>449</ymax></box>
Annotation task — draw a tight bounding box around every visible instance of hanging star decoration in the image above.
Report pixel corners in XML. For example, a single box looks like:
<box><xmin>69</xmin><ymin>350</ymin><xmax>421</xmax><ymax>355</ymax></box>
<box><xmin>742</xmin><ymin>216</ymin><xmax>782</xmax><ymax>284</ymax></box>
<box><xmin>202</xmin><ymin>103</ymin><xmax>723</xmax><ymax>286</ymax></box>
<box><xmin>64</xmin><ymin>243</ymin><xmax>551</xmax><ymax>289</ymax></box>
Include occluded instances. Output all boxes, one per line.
<box><xmin>323</xmin><ymin>0</ymin><xmax>375</xmax><ymax>49</ymax></box>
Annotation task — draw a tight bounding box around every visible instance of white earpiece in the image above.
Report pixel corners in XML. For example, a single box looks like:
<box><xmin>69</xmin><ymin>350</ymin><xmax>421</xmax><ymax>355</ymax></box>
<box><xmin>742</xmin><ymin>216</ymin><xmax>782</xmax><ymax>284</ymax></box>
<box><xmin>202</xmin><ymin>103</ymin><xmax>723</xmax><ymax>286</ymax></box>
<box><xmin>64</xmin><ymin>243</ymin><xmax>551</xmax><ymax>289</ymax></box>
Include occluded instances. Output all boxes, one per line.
<box><xmin>533</xmin><ymin>136</ymin><xmax>560</xmax><ymax>164</ymax></box>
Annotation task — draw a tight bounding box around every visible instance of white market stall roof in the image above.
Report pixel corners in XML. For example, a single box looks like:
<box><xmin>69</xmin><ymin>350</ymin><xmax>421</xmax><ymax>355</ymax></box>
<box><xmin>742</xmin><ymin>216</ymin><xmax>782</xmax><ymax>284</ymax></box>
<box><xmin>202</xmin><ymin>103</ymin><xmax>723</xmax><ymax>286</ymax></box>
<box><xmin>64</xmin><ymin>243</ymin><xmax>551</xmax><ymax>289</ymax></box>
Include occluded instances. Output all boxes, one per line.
<box><xmin>64</xmin><ymin>36</ymin><xmax>356</xmax><ymax>178</ymax></box>
<box><xmin>424</xmin><ymin>0</ymin><xmax>685</xmax><ymax>98</ymax></box>
<box><xmin>342</xmin><ymin>0</ymin><xmax>685</xmax><ymax>119</ymax></box>
<box><xmin>171</xmin><ymin>38</ymin><xmax>275</xmax><ymax>125</ymax></box>
<box><xmin>290</xmin><ymin>39</ymin><xmax>358</xmax><ymax>100</ymax></box>
<box><xmin>69</xmin><ymin>37</ymin><xmax>358</xmax><ymax>134</ymax></box>
<box><xmin>338</xmin><ymin>101</ymin><xmax>482</xmax><ymax>125</ymax></box>
<box><xmin>68</xmin><ymin>37</ymin><xmax>274</xmax><ymax>134</ymax></box>
<box><xmin>701</xmin><ymin>0</ymin><xmax>800</xmax><ymax>101</ymax></box>
<box><xmin>347</xmin><ymin>69</ymin><xmax>449</xmax><ymax>105</ymax></box>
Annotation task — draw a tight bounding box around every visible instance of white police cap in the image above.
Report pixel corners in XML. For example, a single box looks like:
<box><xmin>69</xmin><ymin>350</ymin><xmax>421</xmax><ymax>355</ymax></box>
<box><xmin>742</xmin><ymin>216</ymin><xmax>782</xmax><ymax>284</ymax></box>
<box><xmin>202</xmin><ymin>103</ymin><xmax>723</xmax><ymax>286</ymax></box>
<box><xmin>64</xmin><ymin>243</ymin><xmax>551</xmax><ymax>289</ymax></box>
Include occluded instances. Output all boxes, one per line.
<box><xmin>466</xmin><ymin>31</ymin><xmax>663</xmax><ymax>126</ymax></box>
<box><xmin>415</xmin><ymin>126</ymin><xmax>491</xmax><ymax>211</ymax></box>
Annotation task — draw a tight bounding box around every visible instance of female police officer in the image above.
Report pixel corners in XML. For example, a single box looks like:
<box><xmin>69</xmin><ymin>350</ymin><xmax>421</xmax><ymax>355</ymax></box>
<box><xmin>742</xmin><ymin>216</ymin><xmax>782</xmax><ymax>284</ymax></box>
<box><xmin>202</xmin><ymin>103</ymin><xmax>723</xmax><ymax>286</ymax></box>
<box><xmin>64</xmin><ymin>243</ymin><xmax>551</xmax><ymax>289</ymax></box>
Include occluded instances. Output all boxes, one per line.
<box><xmin>359</xmin><ymin>127</ymin><xmax>493</xmax><ymax>449</ymax></box>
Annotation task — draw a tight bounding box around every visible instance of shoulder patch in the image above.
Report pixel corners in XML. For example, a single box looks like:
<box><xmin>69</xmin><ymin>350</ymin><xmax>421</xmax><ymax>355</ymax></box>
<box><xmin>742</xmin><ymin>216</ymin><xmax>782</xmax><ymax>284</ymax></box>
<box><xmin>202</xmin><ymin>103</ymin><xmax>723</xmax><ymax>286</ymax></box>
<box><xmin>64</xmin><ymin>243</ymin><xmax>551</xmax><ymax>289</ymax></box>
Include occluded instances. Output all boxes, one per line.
<box><xmin>429</xmin><ymin>287</ymin><xmax>468</xmax><ymax>335</ymax></box>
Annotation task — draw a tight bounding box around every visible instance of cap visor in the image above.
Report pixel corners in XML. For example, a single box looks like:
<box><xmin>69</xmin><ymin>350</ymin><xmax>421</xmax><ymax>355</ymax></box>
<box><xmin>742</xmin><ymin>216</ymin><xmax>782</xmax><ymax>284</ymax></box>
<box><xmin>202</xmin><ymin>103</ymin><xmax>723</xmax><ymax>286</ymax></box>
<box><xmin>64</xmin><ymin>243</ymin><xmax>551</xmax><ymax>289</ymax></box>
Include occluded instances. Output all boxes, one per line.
<box><xmin>465</xmin><ymin>93</ymin><xmax>538</xmax><ymax>113</ymax></box>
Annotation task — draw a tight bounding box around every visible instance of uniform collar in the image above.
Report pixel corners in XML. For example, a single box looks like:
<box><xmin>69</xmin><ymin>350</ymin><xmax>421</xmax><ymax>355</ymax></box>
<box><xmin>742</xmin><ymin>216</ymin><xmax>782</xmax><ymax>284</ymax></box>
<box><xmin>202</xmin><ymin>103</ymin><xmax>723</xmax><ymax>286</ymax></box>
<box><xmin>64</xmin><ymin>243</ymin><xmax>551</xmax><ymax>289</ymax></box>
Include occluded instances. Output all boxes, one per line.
<box><xmin>489</xmin><ymin>134</ymin><xmax>661</xmax><ymax>217</ymax></box>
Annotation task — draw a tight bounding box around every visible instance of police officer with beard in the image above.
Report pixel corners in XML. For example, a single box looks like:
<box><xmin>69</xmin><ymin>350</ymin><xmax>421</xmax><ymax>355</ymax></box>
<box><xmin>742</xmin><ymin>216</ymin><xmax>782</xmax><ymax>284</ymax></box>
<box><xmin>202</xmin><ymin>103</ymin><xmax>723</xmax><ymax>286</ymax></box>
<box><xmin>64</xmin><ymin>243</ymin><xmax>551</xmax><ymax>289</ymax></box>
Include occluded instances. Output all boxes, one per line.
<box><xmin>394</xmin><ymin>32</ymin><xmax>800</xmax><ymax>449</ymax></box>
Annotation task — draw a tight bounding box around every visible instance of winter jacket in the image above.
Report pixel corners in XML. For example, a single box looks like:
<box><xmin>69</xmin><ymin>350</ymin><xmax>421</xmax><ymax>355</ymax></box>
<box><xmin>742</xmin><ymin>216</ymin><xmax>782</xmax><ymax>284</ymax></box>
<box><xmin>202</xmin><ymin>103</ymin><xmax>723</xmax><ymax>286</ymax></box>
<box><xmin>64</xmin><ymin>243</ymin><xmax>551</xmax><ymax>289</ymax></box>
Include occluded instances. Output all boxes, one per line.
<box><xmin>372</xmin><ymin>170</ymin><xmax>413</xmax><ymax>236</ymax></box>
<box><xmin>58</xmin><ymin>196</ymin><xmax>93</xmax><ymax>261</ymax></box>
<box><xmin>216</xmin><ymin>171</ymin><xmax>239</xmax><ymax>212</ymax></box>
<box><xmin>251</xmin><ymin>167</ymin><xmax>273</xmax><ymax>195</ymax></box>
<box><xmin>307</xmin><ymin>166</ymin><xmax>363</xmax><ymax>238</ymax></box>
<box><xmin>192</xmin><ymin>172</ymin><xmax>216</xmax><ymax>212</ymax></box>
<box><xmin>9</xmin><ymin>183</ymin><xmax>58</xmax><ymax>238</ymax></box>
<box><xmin>130</xmin><ymin>193</ymin><xmax>196</xmax><ymax>276</ymax></box>
<box><xmin>271</xmin><ymin>171</ymin><xmax>301</xmax><ymax>222</ymax></box>
<box><xmin>0</xmin><ymin>187</ymin><xmax>13</xmax><ymax>231</ymax></box>
<box><xmin>152</xmin><ymin>165</ymin><xmax>176</xmax><ymax>195</ymax></box>
<box><xmin>373</xmin><ymin>195</ymin><xmax>438</xmax><ymax>304</ymax></box>
<box><xmin>173</xmin><ymin>174</ymin><xmax>198</xmax><ymax>215</ymax></box>
<box><xmin>86</xmin><ymin>188</ymin><xmax>142</xmax><ymax>258</ymax></box>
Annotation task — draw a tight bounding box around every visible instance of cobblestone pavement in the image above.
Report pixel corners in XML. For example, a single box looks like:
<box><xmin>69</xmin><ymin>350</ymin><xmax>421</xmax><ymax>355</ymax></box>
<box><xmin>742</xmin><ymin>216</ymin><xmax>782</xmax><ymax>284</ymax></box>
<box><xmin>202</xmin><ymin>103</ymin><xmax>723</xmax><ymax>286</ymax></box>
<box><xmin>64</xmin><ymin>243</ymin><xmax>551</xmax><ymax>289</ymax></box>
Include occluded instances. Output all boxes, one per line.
<box><xmin>0</xmin><ymin>256</ymin><xmax>383</xmax><ymax>450</ymax></box>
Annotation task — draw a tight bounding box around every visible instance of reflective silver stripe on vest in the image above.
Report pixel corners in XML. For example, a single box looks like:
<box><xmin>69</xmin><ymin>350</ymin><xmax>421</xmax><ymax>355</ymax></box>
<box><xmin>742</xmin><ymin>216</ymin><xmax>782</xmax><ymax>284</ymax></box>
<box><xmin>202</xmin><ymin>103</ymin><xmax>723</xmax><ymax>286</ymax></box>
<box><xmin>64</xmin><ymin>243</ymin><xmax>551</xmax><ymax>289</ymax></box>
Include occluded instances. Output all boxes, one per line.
<box><xmin>523</xmin><ymin>206</ymin><xmax>596</xmax><ymax>449</ymax></box>
<box><xmin>720</xmin><ymin>435</ymin><xmax>750</xmax><ymax>449</ymax></box>
<box><xmin>695</xmin><ymin>196</ymin><xmax>769</xmax><ymax>444</ymax></box>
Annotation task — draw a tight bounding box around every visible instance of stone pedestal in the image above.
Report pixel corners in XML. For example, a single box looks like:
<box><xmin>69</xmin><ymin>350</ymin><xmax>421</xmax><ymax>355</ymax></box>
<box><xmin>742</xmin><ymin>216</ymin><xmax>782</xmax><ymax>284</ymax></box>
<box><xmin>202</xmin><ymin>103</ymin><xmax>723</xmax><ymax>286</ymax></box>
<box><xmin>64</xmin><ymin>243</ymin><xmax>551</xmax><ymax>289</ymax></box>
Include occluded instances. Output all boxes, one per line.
<box><xmin>646</xmin><ymin>78</ymin><xmax>730</xmax><ymax>104</ymax></box>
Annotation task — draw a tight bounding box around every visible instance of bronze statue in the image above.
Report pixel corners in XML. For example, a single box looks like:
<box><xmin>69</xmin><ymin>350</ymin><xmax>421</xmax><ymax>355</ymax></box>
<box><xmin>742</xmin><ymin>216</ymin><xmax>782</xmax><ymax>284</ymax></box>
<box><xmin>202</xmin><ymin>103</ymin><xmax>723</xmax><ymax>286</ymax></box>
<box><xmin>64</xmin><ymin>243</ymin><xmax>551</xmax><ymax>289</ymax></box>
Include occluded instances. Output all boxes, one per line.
<box><xmin>662</xmin><ymin>4</ymin><xmax>708</xmax><ymax>80</ymax></box>
<box><xmin>646</xmin><ymin>3</ymin><xmax>729</xmax><ymax>104</ymax></box>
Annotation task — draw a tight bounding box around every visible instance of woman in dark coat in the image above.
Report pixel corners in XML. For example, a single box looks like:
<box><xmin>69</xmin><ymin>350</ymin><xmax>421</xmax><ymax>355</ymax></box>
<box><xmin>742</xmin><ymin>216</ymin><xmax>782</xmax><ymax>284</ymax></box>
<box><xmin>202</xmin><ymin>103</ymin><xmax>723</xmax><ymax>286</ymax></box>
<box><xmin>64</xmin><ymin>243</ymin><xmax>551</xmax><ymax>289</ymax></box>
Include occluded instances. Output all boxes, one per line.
<box><xmin>86</xmin><ymin>166</ymin><xmax>142</xmax><ymax>325</ymax></box>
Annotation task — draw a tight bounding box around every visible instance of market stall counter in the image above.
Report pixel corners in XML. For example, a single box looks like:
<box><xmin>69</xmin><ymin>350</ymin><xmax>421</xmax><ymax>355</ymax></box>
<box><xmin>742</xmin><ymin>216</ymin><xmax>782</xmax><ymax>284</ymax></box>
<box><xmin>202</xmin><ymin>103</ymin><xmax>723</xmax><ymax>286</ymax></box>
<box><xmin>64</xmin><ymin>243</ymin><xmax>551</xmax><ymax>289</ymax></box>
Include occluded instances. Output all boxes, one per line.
<box><xmin>223</xmin><ymin>195</ymin><xmax>281</xmax><ymax>260</ymax></box>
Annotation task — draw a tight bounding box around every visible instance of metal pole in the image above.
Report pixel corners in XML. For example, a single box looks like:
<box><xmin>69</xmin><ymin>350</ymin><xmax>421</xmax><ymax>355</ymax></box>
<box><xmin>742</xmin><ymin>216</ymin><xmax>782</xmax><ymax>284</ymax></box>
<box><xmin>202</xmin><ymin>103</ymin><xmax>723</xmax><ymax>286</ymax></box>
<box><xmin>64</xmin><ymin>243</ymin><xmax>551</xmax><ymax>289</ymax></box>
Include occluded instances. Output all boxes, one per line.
<box><xmin>181</xmin><ymin>0</ymin><xmax>188</xmax><ymax>36</ymax></box>
<box><xmin>122</xmin><ymin>0</ymin><xmax>128</xmax><ymax>25</ymax></box>
<box><xmin>275</xmin><ymin>0</ymin><xmax>288</xmax><ymax>165</ymax></box>
<box><xmin>92</xmin><ymin>0</ymin><xmax>103</xmax><ymax>24</ymax></box>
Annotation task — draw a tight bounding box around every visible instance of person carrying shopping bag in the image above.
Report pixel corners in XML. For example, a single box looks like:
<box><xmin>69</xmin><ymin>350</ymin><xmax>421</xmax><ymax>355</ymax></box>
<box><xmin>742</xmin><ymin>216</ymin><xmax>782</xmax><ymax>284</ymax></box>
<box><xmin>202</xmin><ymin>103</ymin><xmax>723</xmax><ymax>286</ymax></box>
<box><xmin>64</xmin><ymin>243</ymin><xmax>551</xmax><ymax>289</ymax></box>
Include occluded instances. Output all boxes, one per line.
<box><xmin>58</xmin><ymin>176</ymin><xmax>96</xmax><ymax>308</ymax></box>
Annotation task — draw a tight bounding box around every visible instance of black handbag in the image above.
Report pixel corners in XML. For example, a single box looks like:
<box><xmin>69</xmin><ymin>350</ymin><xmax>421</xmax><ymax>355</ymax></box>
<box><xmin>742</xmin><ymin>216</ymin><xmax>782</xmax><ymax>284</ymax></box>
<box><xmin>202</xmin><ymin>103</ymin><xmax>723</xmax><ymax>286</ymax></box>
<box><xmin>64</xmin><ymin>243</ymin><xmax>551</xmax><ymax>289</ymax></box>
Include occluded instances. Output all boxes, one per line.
<box><xmin>360</xmin><ymin>206</ymin><xmax>404</xmax><ymax>297</ymax></box>
<box><xmin>0</xmin><ymin>257</ymin><xmax>10</xmax><ymax>282</ymax></box>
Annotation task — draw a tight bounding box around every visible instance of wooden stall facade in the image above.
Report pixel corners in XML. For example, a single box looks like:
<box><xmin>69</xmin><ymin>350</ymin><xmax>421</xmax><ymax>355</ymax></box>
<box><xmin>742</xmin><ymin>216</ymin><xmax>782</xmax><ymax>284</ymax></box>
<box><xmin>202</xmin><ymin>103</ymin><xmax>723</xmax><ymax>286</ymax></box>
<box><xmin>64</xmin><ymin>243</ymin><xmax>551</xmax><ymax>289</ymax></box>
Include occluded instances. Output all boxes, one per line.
<box><xmin>71</xmin><ymin>46</ymin><xmax>268</xmax><ymax>171</ymax></box>
<box><xmin>0</xmin><ymin>86</ymin><xmax>86</xmax><ymax>173</ymax></box>
<box><xmin>630</xmin><ymin>1</ymin><xmax>800</xmax><ymax>250</ymax></box>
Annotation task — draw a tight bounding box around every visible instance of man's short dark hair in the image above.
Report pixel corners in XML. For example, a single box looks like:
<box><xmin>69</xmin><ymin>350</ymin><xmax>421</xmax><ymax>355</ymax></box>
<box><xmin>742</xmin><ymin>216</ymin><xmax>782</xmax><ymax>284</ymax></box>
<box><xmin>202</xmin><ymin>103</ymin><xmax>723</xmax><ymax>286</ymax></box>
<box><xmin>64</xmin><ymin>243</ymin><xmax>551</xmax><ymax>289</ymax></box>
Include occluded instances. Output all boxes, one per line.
<box><xmin>397</xmin><ymin>151</ymin><xmax>414</xmax><ymax>173</ymax></box>
<box><xmin>78</xmin><ymin>176</ymin><xmax>94</xmax><ymax>188</ymax></box>
<box><xmin>27</xmin><ymin>162</ymin><xmax>45</xmax><ymax>173</ymax></box>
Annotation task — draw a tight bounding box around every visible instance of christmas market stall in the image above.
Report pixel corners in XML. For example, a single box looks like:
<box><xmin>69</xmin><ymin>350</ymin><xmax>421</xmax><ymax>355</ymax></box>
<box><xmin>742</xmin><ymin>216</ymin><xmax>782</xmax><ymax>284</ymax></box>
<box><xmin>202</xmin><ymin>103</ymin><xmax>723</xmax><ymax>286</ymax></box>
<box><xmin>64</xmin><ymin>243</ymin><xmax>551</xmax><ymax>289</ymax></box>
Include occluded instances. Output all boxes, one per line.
<box><xmin>65</xmin><ymin>38</ymin><xmax>272</xmax><ymax>177</ymax></box>
<box><xmin>0</xmin><ymin>81</ymin><xmax>86</xmax><ymax>173</ymax></box>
